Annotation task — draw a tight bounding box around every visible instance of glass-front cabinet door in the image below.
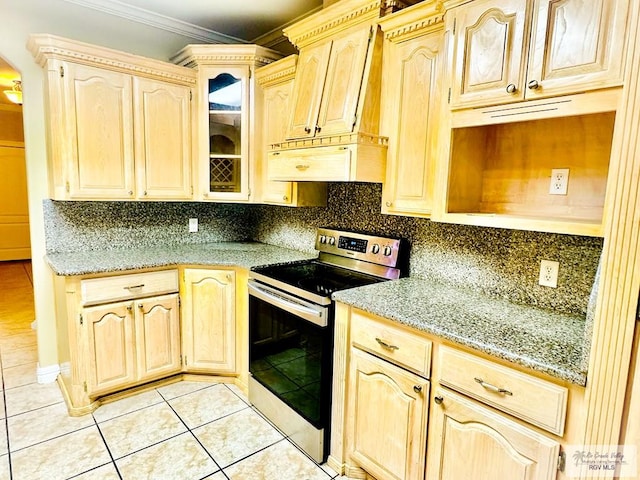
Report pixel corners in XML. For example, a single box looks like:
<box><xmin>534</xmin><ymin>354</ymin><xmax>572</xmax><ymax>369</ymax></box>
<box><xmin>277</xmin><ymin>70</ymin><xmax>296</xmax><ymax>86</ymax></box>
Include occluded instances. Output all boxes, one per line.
<box><xmin>200</xmin><ymin>66</ymin><xmax>250</xmax><ymax>201</ymax></box>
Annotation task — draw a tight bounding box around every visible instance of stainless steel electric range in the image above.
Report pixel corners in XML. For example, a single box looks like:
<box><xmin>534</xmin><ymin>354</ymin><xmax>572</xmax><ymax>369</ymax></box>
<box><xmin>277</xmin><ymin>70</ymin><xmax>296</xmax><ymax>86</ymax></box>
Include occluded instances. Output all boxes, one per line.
<box><xmin>247</xmin><ymin>228</ymin><xmax>406</xmax><ymax>462</ymax></box>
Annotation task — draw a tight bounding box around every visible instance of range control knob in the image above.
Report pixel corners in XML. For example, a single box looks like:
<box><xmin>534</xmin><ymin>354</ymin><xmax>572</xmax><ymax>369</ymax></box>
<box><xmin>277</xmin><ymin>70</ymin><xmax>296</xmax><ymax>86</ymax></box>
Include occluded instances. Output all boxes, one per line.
<box><xmin>383</xmin><ymin>246</ymin><xmax>393</xmax><ymax>256</ymax></box>
<box><xmin>328</xmin><ymin>236</ymin><xmax>336</xmax><ymax>246</ymax></box>
<box><xmin>319</xmin><ymin>235</ymin><xmax>327</xmax><ymax>244</ymax></box>
<box><xmin>371</xmin><ymin>244</ymin><xmax>380</xmax><ymax>254</ymax></box>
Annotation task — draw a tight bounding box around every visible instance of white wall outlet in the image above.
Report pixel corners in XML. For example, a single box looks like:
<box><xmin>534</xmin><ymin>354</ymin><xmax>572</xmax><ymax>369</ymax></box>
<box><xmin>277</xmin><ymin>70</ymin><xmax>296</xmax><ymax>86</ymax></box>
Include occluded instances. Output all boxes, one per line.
<box><xmin>188</xmin><ymin>218</ymin><xmax>198</xmax><ymax>233</ymax></box>
<box><xmin>549</xmin><ymin>168</ymin><xmax>569</xmax><ymax>195</ymax></box>
<box><xmin>539</xmin><ymin>260</ymin><xmax>559</xmax><ymax>288</ymax></box>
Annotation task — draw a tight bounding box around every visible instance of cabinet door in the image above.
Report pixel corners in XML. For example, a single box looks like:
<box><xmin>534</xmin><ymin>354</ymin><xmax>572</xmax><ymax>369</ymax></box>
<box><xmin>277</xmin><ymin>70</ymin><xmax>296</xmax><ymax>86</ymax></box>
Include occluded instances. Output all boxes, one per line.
<box><xmin>349</xmin><ymin>349</ymin><xmax>429</xmax><ymax>480</ymax></box>
<box><xmin>261</xmin><ymin>79</ymin><xmax>294</xmax><ymax>205</ymax></box>
<box><xmin>85</xmin><ymin>301</ymin><xmax>136</xmax><ymax>395</ymax></box>
<box><xmin>135</xmin><ymin>293</ymin><xmax>181</xmax><ymax>382</ymax></box>
<box><xmin>181</xmin><ymin>269</ymin><xmax>236</xmax><ymax>373</ymax></box>
<box><xmin>201</xmin><ymin>66</ymin><xmax>251</xmax><ymax>201</ymax></box>
<box><xmin>286</xmin><ymin>41</ymin><xmax>332</xmax><ymax>140</ymax></box>
<box><xmin>62</xmin><ymin>62</ymin><xmax>135</xmax><ymax>199</ymax></box>
<box><xmin>525</xmin><ymin>0</ymin><xmax>628</xmax><ymax>99</ymax></box>
<box><xmin>382</xmin><ymin>29</ymin><xmax>444</xmax><ymax>217</ymax></box>
<box><xmin>134</xmin><ymin>78</ymin><xmax>192</xmax><ymax>200</ymax></box>
<box><xmin>316</xmin><ymin>27</ymin><xmax>371</xmax><ymax>136</ymax></box>
<box><xmin>450</xmin><ymin>0</ymin><xmax>530</xmax><ymax>109</ymax></box>
<box><xmin>428</xmin><ymin>388</ymin><xmax>560</xmax><ymax>480</ymax></box>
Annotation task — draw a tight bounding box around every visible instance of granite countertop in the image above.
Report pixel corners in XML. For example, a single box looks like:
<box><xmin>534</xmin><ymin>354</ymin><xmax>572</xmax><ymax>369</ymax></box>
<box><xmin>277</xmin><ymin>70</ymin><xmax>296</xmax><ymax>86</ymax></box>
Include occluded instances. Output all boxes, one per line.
<box><xmin>47</xmin><ymin>243</ymin><xmax>588</xmax><ymax>386</ymax></box>
<box><xmin>333</xmin><ymin>277</ymin><xmax>587</xmax><ymax>386</ymax></box>
<box><xmin>45</xmin><ymin>242</ymin><xmax>317</xmax><ymax>276</ymax></box>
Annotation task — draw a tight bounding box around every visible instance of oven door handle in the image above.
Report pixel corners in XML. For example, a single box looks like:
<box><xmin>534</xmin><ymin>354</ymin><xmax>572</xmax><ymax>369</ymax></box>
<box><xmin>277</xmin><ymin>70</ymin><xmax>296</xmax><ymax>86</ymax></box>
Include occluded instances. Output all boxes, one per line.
<box><xmin>248</xmin><ymin>280</ymin><xmax>329</xmax><ymax>328</ymax></box>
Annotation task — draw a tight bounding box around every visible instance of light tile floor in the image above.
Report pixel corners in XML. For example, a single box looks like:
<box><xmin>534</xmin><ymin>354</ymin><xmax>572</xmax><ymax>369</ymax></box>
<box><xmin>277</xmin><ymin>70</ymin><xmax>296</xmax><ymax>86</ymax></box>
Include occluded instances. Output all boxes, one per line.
<box><xmin>0</xmin><ymin>260</ymin><xmax>343</xmax><ymax>480</ymax></box>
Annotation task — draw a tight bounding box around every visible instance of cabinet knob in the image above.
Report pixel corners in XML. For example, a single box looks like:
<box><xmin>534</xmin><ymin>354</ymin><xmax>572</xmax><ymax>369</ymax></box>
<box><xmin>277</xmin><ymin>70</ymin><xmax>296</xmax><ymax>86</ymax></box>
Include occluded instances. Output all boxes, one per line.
<box><xmin>506</xmin><ymin>83</ymin><xmax>517</xmax><ymax>94</ymax></box>
<box><xmin>304</xmin><ymin>126</ymin><xmax>312</xmax><ymax>134</ymax></box>
<box><xmin>385</xmin><ymin>201</ymin><xmax>392</xmax><ymax>207</ymax></box>
<box><xmin>126</xmin><ymin>305</ymin><xmax>133</xmax><ymax>312</ymax></box>
<box><xmin>413</xmin><ymin>385</ymin><xmax>422</xmax><ymax>394</ymax></box>
<box><xmin>226</xmin><ymin>274</ymin><xmax>232</xmax><ymax>281</ymax></box>
<box><xmin>143</xmin><ymin>191</ymin><xmax>147</xmax><ymax>196</ymax></box>
<box><xmin>138</xmin><ymin>303</ymin><xmax>143</xmax><ymax>309</ymax></box>
<box><xmin>527</xmin><ymin>79</ymin><xmax>540</xmax><ymax>90</ymax></box>
<box><xmin>315</xmin><ymin>125</ymin><xmax>321</xmax><ymax>133</ymax></box>
<box><xmin>282</xmin><ymin>195</ymin><xmax>289</xmax><ymax>201</ymax></box>
<box><xmin>434</xmin><ymin>395</ymin><xmax>444</xmax><ymax>405</ymax></box>
<box><xmin>128</xmin><ymin>190</ymin><xmax>133</xmax><ymax>196</ymax></box>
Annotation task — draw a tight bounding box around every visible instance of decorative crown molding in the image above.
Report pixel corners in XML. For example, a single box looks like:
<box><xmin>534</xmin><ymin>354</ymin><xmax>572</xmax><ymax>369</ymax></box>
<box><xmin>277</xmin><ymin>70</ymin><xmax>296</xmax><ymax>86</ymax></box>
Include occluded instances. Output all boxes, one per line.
<box><xmin>284</xmin><ymin>0</ymin><xmax>385</xmax><ymax>49</ymax></box>
<box><xmin>255</xmin><ymin>55</ymin><xmax>298</xmax><ymax>87</ymax></box>
<box><xmin>171</xmin><ymin>45</ymin><xmax>283</xmax><ymax>69</ymax></box>
<box><xmin>378</xmin><ymin>0</ymin><xmax>445</xmax><ymax>42</ymax></box>
<box><xmin>28</xmin><ymin>34</ymin><xmax>197</xmax><ymax>85</ymax></box>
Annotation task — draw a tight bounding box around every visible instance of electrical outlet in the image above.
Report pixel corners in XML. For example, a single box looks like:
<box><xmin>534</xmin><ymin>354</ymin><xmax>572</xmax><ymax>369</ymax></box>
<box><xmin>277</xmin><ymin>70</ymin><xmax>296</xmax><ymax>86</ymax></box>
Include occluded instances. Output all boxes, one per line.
<box><xmin>549</xmin><ymin>168</ymin><xmax>569</xmax><ymax>195</ymax></box>
<box><xmin>188</xmin><ymin>218</ymin><xmax>198</xmax><ymax>233</ymax></box>
<box><xmin>539</xmin><ymin>260</ymin><xmax>559</xmax><ymax>288</ymax></box>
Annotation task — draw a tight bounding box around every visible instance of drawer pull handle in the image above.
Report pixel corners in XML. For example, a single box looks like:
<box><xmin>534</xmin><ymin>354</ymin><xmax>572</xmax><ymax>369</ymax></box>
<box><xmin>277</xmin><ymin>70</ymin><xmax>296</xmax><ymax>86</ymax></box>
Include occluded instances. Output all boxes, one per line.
<box><xmin>375</xmin><ymin>337</ymin><xmax>399</xmax><ymax>351</ymax></box>
<box><xmin>474</xmin><ymin>377</ymin><xmax>513</xmax><ymax>396</ymax></box>
<box><xmin>124</xmin><ymin>284</ymin><xmax>145</xmax><ymax>290</ymax></box>
<box><xmin>413</xmin><ymin>385</ymin><xmax>422</xmax><ymax>394</ymax></box>
<box><xmin>434</xmin><ymin>395</ymin><xmax>444</xmax><ymax>405</ymax></box>
<box><xmin>295</xmin><ymin>164</ymin><xmax>310</xmax><ymax>171</ymax></box>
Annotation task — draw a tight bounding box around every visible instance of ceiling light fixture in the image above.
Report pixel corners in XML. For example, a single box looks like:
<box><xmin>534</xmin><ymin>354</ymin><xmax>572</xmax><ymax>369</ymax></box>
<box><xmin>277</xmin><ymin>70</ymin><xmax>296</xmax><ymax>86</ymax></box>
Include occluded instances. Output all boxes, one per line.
<box><xmin>4</xmin><ymin>80</ymin><xmax>23</xmax><ymax>105</ymax></box>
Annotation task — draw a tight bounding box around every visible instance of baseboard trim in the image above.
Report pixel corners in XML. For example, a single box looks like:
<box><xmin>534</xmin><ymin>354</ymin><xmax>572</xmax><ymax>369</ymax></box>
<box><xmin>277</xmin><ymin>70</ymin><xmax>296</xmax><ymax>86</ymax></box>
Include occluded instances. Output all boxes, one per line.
<box><xmin>37</xmin><ymin>363</ymin><xmax>60</xmax><ymax>384</ymax></box>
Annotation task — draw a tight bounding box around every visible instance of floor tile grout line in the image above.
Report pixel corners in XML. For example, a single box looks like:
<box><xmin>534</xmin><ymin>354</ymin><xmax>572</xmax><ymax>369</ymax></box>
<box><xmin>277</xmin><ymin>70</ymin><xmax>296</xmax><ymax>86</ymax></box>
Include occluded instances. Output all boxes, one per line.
<box><xmin>1</xmin><ymin>350</ymin><xmax>14</xmax><ymax>480</ymax></box>
<box><xmin>92</xmin><ymin>415</ymin><xmax>124</xmax><ymax>479</ymax></box>
<box><xmin>162</xmin><ymin>393</ymin><xmax>225</xmax><ymax>476</ymax></box>
<box><xmin>5</xmin><ymin>399</ymin><xmax>66</xmax><ymax>420</ymax></box>
<box><xmin>92</xmin><ymin>395</ymin><xmax>166</xmax><ymax>425</ymax></box>
<box><xmin>7</xmin><ymin>423</ymin><xmax>97</xmax><ymax>456</ymax></box>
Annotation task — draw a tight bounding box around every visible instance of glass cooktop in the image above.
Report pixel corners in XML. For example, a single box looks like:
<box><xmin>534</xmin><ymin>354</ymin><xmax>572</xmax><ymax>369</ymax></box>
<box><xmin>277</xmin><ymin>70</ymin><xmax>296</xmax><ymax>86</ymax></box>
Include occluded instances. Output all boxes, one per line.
<box><xmin>251</xmin><ymin>260</ymin><xmax>385</xmax><ymax>297</ymax></box>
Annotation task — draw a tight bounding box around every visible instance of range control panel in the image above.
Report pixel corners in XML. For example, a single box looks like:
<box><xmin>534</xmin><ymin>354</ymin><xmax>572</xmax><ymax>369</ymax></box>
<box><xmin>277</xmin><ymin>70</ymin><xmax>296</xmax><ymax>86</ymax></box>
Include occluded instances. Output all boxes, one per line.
<box><xmin>315</xmin><ymin>228</ymin><xmax>403</xmax><ymax>269</ymax></box>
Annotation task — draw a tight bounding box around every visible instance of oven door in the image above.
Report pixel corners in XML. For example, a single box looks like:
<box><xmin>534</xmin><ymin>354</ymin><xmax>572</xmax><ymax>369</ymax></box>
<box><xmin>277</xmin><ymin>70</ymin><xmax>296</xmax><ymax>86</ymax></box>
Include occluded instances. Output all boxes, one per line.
<box><xmin>248</xmin><ymin>279</ymin><xmax>333</xmax><ymax>430</ymax></box>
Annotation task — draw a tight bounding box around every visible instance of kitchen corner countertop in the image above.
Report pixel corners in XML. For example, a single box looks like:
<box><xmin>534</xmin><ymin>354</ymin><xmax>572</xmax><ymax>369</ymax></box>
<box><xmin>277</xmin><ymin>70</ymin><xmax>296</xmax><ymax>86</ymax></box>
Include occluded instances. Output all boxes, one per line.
<box><xmin>45</xmin><ymin>242</ymin><xmax>317</xmax><ymax>276</ymax></box>
<box><xmin>332</xmin><ymin>277</ymin><xmax>587</xmax><ymax>386</ymax></box>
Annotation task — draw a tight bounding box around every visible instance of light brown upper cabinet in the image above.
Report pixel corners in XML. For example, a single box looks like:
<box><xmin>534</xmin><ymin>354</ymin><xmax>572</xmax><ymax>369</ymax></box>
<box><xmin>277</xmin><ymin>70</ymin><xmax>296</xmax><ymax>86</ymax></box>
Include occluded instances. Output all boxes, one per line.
<box><xmin>379</xmin><ymin>2</ymin><xmax>446</xmax><ymax>218</ymax></box>
<box><xmin>29</xmin><ymin>34</ymin><xmax>195</xmax><ymax>201</ymax></box>
<box><xmin>449</xmin><ymin>0</ymin><xmax>629</xmax><ymax>109</ymax></box>
<box><xmin>255</xmin><ymin>56</ymin><xmax>327</xmax><ymax>207</ymax></box>
<box><xmin>172</xmin><ymin>45</ymin><xmax>282</xmax><ymax>203</ymax></box>
<box><xmin>286</xmin><ymin>27</ymin><xmax>371</xmax><ymax>140</ymax></box>
<box><xmin>267</xmin><ymin>0</ymin><xmax>391</xmax><ymax>183</ymax></box>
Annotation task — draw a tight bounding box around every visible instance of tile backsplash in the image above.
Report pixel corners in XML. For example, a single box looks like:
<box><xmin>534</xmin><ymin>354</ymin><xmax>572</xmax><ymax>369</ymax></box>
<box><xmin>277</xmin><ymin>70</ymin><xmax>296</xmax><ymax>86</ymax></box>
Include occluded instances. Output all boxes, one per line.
<box><xmin>44</xmin><ymin>183</ymin><xmax>603</xmax><ymax>315</ymax></box>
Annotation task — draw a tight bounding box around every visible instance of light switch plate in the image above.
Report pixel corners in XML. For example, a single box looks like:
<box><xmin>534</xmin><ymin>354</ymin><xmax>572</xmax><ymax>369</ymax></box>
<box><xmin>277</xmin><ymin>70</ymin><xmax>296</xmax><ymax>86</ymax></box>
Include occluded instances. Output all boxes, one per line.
<box><xmin>188</xmin><ymin>218</ymin><xmax>198</xmax><ymax>233</ymax></box>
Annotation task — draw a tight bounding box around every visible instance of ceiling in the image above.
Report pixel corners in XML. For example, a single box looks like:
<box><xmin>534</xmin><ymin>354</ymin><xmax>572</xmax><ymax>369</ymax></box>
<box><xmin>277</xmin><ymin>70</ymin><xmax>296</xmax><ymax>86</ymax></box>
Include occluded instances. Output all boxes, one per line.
<box><xmin>0</xmin><ymin>0</ymin><xmax>325</xmax><ymax>103</ymax></box>
<box><xmin>59</xmin><ymin>0</ymin><xmax>324</xmax><ymax>44</ymax></box>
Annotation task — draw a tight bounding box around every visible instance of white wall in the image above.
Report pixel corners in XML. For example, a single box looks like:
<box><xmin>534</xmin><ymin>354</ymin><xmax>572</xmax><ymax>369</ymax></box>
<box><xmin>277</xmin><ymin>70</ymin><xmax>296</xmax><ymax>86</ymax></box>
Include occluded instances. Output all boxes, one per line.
<box><xmin>0</xmin><ymin>0</ymin><xmax>203</xmax><ymax>376</ymax></box>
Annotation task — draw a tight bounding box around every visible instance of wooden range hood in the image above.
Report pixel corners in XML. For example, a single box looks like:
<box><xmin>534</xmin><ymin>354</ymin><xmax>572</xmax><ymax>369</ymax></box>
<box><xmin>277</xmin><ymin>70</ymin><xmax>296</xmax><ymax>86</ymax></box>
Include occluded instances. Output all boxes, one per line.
<box><xmin>267</xmin><ymin>0</ymin><xmax>419</xmax><ymax>184</ymax></box>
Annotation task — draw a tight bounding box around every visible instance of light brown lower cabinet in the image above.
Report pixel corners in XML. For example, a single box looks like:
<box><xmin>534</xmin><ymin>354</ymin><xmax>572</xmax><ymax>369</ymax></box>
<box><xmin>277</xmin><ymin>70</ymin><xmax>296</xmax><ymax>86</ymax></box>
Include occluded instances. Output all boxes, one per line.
<box><xmin>85</xmin><ymin>293</ymin><xmax>181</xmax><ymax>396</ymax></box>
<box><xmin>427</xmin><ymin>387</ymin><xmax>560</xmax><ymax>480</ymax></box>
<box><xmin>348</xmin><ymin>348</ymin><xmax>429</xmax><ymax>480</ymax></box>
<box><xmin>180</xmin><ymin>268</ymin><xmax>236</xmax><ymax>373</ymax></box>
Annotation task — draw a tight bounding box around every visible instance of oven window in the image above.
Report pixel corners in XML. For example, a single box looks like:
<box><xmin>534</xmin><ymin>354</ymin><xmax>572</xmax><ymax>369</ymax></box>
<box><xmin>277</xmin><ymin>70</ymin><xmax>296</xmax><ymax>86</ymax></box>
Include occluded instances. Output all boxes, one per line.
<box><xmin>249</xmin><ymin>295</ymin><xmax>333</xmax><ymax>428</ymax></box>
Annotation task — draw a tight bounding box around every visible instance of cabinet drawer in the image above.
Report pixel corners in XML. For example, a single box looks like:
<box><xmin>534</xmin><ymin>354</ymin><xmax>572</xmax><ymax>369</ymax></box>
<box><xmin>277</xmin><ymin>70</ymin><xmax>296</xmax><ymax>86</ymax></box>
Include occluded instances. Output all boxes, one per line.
<box><xmin>268</xmin><ymin>146</ymin><xmax>351</xmax><ymax>181</ymax></box>
<box><xmin>351</xmin><ymin>311</ymin><xmax>431</xmax><ymax>378</ymax></box>
<box><xmin>81</xmin><ymin>270</ymin><xmax>179</xmax><ymax>306</ymax></box>
<box><xmin>439</xmin><ymin>346</ymin><xmax>567</xmax><ymax>435</ymax></box>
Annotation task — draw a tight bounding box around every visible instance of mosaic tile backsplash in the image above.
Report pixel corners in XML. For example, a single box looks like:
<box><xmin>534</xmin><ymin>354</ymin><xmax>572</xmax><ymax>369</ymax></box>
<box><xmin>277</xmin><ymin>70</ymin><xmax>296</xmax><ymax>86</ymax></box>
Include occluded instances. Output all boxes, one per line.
<box><xmin>44</xmin><ymin>183</ymin><xmax>603</xmax><ymax>315</ymax></box>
